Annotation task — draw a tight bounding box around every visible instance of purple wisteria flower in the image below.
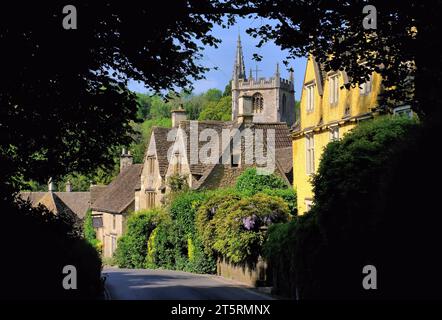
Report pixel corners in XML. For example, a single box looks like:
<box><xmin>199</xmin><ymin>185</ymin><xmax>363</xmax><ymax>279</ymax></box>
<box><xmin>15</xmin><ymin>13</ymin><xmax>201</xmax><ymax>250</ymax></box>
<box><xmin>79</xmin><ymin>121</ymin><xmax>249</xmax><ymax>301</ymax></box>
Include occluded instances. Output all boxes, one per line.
<box><xmin>242</xmin><ymin>214</ymin><xmax>257</xmax><ymax>230</ymax></box>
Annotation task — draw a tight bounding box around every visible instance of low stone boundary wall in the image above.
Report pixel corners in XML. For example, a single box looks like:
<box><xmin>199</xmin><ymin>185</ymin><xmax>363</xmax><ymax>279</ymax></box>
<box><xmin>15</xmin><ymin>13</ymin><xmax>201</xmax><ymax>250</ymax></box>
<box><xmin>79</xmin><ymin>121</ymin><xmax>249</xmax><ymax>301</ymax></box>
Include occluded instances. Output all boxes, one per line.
<box><xmin>216</xmin><ymin>256</ymin><xmax>269</xmax><ymax>287</ymax></box>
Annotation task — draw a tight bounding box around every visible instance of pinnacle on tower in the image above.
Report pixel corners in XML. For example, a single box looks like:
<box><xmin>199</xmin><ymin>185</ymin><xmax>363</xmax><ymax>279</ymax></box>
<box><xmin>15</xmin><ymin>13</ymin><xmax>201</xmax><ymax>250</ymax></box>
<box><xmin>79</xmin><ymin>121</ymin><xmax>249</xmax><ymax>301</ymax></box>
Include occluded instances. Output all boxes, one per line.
<box><xmin>233</xmin><ymin>34</ymin><xmax>246</xmax><ymax>80</ymax></box>
<box><xmin>290</xmin><ymin>68</ymin><xmax>294</xmax><ymax>83</ymax></box>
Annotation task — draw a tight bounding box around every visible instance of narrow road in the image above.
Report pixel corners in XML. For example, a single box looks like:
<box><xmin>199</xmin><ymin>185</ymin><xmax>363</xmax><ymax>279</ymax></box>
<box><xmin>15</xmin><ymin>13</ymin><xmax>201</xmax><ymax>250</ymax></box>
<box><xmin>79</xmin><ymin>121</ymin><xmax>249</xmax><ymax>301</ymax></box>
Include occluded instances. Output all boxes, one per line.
<box><xmin>103</xmin><ymin>267</ymin><xmax>273</xmax><ymax>300</ymax></box>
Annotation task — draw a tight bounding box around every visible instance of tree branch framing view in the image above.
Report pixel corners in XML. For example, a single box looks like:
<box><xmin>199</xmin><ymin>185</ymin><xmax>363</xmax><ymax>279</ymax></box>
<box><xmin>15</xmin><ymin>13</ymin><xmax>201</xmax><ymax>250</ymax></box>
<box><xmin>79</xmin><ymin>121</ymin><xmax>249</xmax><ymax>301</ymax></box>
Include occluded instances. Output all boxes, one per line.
<box><xmin>1</xmin><ymin>1</ymin><xmax>441</xmax><ymax>303</ymax></box>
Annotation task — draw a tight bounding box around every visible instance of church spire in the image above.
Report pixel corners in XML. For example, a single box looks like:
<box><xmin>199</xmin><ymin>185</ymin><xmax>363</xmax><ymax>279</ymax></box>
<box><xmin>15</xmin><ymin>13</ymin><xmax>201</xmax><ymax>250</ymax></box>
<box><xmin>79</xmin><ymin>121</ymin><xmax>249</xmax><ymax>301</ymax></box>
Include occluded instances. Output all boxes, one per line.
<box><xmin>233</xmin><ymin>34</ymin><xmax>246</xmax><ymax>80</ymax></box>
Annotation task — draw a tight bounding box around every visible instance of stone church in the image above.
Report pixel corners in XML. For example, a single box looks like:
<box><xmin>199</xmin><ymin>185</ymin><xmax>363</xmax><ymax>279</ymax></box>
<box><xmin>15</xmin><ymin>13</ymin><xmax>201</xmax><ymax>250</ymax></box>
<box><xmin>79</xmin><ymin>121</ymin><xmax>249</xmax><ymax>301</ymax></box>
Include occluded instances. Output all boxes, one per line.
<box><xmin>231</xmin><ymin>35</ymin><xmax>296</xmax><ymax>126</ymax></box>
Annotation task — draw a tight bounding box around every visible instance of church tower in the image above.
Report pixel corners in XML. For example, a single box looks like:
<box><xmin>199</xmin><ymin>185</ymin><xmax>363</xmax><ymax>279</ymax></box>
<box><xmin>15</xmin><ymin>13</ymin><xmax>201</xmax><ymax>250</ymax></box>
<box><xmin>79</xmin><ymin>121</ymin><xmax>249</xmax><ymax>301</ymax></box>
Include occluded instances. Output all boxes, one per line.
<box><xmin>231</xmin><ymin>35</ymin><xmax>296</xmax><ymax>127</ymax></box>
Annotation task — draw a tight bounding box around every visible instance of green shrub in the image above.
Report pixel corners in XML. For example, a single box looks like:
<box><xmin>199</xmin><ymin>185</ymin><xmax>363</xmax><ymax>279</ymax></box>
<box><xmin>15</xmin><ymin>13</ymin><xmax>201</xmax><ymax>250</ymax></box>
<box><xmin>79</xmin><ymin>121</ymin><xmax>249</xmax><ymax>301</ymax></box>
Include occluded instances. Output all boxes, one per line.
<box><xmin>169</xmin><ymin>191</ymin><xmax>207</xmax><ymax>236</ymax></box>
<box><xmin>83</xmin><ymin>209</ymin><xmax>101</xmax><ymax>252</ymax></box>
<box><xmin>186</xmin><ymin>236</ymin><xmax>217</xmax><ymax>274</ymax></box>
<box><xmin>261</xmin><ymin>188</ymin><xmax>297</xmax><ymax>216</ymax></box>
<box><xmin>235</xmin><ymin>167</ymin><xmax>288</xmax><ymax>195</ymax></box>
<box><xmin>150</xmin><ymin>190</ymin><xmax>216</xmax><ymax>273</ymax></box>
<box><xmin>167</xmin><ymin>174</ymin><xmax>189</xmax><ymax>193</ymax></box>
<box><xmin>293</xmin><ymin>116</ymin><xmax>423</xmax><ymax>298</ymax></box>
<box><xmin>264</xmin><ymin>220</ymin><xmax>298</xmax><ymax>298</ymax></box>
<box><xmin>114</xmin><ymin>208</ymin><xmax>165</xmax><ymax>268</ymax></box>
<box><xmin>197</xmin><ymin>191</ymin><xmax>289</xmax><ymax>264</ymax></box>
<box><xmin>145</xmin><ymin>218</ymin><xmax>180</xmax><ymax>270</ymax></box>
<box><xmin>196</xmin><ymin>189</ymin><xmax>243</xmax><ymax>256</ymax></box>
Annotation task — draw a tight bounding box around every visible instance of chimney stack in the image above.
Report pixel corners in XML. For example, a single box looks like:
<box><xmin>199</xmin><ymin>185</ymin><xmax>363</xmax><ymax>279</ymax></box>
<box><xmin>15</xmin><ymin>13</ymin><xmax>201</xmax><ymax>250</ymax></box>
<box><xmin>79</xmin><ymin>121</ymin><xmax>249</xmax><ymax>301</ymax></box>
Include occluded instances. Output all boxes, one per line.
<box><xmin>48</xmin><ymin>177</ymin><xmax>55</xmax><ymax>192</ymax></box>
<box><xmin>171</xmin><ymin>104</ymin><xmax>187</xmax><ymax>128</ymax></box>
<box><xmin>65</xmin><ymin>180</ymin><xmax>72</xmax><ymax>192</ymax></box>
<box><xmin>120</xmin><ymin>148</ymin><xmax>133</xmax><ymax>172</ymax></box>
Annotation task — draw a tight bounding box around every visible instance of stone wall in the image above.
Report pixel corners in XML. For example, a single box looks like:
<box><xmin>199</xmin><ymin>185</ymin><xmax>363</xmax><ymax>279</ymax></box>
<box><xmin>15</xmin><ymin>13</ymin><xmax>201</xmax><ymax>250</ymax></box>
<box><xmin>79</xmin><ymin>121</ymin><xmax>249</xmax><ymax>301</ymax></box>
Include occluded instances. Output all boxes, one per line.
<box><xmin>216</xmin><ymin>256</ymin><xmax>269</xmax><ymax>287</ymax></box>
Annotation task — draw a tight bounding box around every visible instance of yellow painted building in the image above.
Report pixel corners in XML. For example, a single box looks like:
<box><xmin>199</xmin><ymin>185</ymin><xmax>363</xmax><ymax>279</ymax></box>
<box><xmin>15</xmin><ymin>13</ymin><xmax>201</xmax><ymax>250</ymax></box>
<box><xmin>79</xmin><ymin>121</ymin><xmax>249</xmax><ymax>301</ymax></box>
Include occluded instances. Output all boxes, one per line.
<box><xmin>292</xmin><ymin>56</ymin><xmax>395</xmax><ymax>214</ymax></box>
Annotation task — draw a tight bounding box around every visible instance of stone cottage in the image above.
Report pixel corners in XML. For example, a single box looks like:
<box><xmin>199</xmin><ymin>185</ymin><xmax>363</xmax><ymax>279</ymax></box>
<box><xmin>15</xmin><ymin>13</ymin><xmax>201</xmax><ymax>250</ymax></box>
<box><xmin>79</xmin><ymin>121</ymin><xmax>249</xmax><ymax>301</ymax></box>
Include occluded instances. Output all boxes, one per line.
<box><xmin>91</xmin><ymin>150</ymin><xmax>142</xmax><ymax>258</ymax></box>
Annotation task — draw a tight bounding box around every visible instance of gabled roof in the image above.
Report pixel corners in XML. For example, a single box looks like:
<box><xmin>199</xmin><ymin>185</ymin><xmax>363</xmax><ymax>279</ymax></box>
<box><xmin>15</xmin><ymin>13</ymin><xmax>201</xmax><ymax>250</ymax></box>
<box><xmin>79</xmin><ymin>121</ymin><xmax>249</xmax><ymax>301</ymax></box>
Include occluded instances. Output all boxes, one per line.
<box><xmin>55</xmin><ymin>192</ymin><xmax>90</xmax><ymax>219</ymax></box>
<box><xmin>250</xmin><ymin>122</ymin><xmax>292</xmax><ymax>149</ymax></box>
<box><xmin>20</xmin><ymin>192</ymin><xmax>46</xmax><ymax>206</ymax></box>
<box><xmin>178</xmin><ymin>120</ymin><xmax>229</xmax><ymax>175</ymax></box>
<box><xmin>90</xmin><ymin>185</ymin><xmax>108</xmax><ymax>206</ymax></box>
<box><xmin>311</xmin><ymin>56</ymin><xmax>349</xmax><ymax>96</ymax></box>
<box><xmin>19</xmin><ymin>191</ymin><xmax>90</xmax><ymax>219</ymax></box>
<box><xmin>150</xmin><ymin>127</ymin><xmax>176</xmax><ymax>178</ymax></box>
<box><xmin>91</xmin><ymin>164</ymin><xmax>143</xmax><ymax>214</ymax></box>
<box><xmin>36</xmin><ymin>192</ymin><xmax>77</xmax><ymax>218</ymax></box>
<box><xmin>275</xmin><ymin>147</ymin><xmax>293</xmax><ymax>175</ymax></box>
<box><xmin>192</xmin><ymin>121</ymin><xmax>293</xmax><ymax>189</ymax></box>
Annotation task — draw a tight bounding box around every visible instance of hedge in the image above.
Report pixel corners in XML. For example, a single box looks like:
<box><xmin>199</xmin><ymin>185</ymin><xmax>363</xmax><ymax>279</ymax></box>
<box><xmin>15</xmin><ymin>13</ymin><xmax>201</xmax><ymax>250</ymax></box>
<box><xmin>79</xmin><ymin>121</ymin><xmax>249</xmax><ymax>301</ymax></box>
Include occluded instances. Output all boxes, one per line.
<box><xmin>197</xmin><ymin>192</ymin><xmax>289</xmax><ymax>263</ymax></box>
<box><xmin>114</xmin><ymin>208</ymin><xmax>165</xmax><ymax>268</ymax></box>
<box><xmin>235</xmin><ymin>167</ymin><xmax>288</xmax><ymax>195</ymax></box>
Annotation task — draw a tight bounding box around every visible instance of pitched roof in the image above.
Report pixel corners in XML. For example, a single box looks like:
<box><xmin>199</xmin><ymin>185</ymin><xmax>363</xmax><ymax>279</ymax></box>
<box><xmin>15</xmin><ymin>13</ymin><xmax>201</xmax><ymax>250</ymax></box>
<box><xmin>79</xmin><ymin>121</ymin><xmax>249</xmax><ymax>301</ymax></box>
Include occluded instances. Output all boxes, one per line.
<box><xmin>91</xmin><ymin>164</ymin><xmax>142</xmax><ymax>214</ymax></box>
<box><xmin>151</xmin><ymin>127</ymin><xmax>176</xmax><ymax>178</ymax></box>
<box><xmin>20</xmin><ymin>192</ymin><xmax>46</xmax><ymax>206</ymax></box>
<box><xmin>55</xmin><ymin>192</ymin><xmax>90</xmax><ymax>219</ymax></box>
<box><xmin>275</xmin><ymin>147</ymin><xmax>293</xmax><ymax>175</ymax></box>
<box><xmin>250</xmin><ymin>122</ymin><xmax>292</xmax><ymax>149</ymax></box>
<box><xmin>90</xmin><ymin>185</ymin><xmax>108</xmax><ymax>206</ymax></box>
<box><xmin>38</xmin><ymin>192</ymin><xmax>71</xmax><ymax>215</ymax></box>
<box><xmin>192</xmin><ymin>121</ymin><xmax>293</xmax><ymax>189</ymax></box>
<box><xmin>178</xmin><ymin>120</ymin><xmax>229</xmax><ymax>175</ymax></box>
<box><xmin>19</xmin><ymin>191</ymin><xmax>90</xmax><ymax>219</ymax></box>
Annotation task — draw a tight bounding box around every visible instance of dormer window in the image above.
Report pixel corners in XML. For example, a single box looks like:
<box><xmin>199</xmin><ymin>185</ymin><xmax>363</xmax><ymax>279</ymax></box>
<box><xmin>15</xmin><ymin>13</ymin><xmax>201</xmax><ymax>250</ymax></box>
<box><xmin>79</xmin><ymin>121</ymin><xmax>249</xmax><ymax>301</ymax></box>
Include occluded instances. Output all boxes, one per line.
<box><xmin>360</xmin><ymin>74</ymin><xmax>373</xmax><ymax>95</ymax></box>
<box><xmin>329</xmin><ymin>74</ymin><xmax>339</xmax><ymax>105</ymax></box>
<box><xmin>252</xmin><ymin>93</ymin><xmax>264</xmax><ymax>113</ymax></box>
<box><xmin>306</xmin><ymin>83</ymin><xmax>315</xmax><ymax>113</ymax></box>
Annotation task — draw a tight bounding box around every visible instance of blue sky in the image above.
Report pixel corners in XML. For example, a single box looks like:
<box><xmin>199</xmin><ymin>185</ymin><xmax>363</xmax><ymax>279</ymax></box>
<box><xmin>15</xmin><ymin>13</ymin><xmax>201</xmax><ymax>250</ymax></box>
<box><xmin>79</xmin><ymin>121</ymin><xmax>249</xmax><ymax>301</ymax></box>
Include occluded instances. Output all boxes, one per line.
<box><xmin>128</xmin><ymin>17</ymin><xmax>306</xmax><ymax>100</ymax></box>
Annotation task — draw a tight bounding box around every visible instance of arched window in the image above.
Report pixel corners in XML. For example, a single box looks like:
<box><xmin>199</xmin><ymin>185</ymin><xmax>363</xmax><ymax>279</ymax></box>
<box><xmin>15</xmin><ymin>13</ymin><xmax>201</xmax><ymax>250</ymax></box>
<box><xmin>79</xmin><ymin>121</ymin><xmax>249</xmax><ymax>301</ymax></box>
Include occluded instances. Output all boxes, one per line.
<box><xmin>282</xmin><ymin>94</ymin><xmax>287</xmax><ymax>117</ymax></box>
<box><xmin>252</xmin><ymin>93</ymin><xmax>264</xmax><ymax>113</ymax></box>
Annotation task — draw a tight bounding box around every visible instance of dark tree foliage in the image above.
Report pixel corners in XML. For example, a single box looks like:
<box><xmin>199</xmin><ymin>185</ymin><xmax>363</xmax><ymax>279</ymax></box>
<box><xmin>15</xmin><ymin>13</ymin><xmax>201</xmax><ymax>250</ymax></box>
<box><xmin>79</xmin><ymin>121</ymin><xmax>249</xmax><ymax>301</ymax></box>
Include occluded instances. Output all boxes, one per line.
<box><xmin>0</xmin><ymin>1</ymin><xmax>225</xmax><ymax>196</ymax></box>
<box><xmin>0</xmin><ymin>1</ymin><xmax>225</xmax><ymax>299</ymax></box>
<box><xmin>220</xmin><ymin>0</ymin><xmax>441</xmax><ymax>120</ymax></box>
<box><xmin>296</xmin><ymin>117</ymin><xmax>442</xmax><ymax>299</ymax></box>
<box><xmin>1</xmin><ymin>198</ymin><xmax>102</xmax><ymax>299</ymax></box>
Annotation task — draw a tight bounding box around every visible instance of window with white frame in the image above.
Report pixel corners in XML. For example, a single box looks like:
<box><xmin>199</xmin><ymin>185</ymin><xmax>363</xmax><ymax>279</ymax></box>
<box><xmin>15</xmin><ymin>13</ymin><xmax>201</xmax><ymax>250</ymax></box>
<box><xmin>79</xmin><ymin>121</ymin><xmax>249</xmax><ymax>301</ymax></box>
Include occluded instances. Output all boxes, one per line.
<box><xmin>329</xmin><ymin>74</ymin><xmax>339</xmax><ymax>105</ymax></box>
<box><xmin>329</xmin><ymin>126</ymin><xmax>339</xmax><ymax>141</ymax></box>
<box><xmin>360</xmin><ymin>74</ymin><xmax>373</xmax><ymax>95</ymax></box>
<box><xmin>306</xmin><ymin>83</ymin><xmax>315</xmax><ymax>113</ymax></box>
<box><xmin>305</xmin><ymin>133</ymin><xmax>315</xmax><ymax>175</ymax></box>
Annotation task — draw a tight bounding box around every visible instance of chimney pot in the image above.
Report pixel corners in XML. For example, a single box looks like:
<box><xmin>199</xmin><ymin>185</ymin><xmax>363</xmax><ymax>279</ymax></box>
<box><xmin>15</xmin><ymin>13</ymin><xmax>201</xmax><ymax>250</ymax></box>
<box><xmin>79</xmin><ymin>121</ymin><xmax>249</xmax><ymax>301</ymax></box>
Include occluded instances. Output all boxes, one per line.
<box><xmin>65</xmin><ymin>180</ymin><xmax>72</xmax><ymax>192</ymax></box>
<box><xmin>48</xmin><ymin>178</ymin><xmax>54</xmax><ymax>192</ymax></box>
<box><xmin>171</xmin><ymin>107</ymin><xmax>187</xmax><ymax>128</ymax></box>
<box><xmin>120</xmin><ymin>148</ymin><xmax>133</xmax><ymax>172</ymax></box>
